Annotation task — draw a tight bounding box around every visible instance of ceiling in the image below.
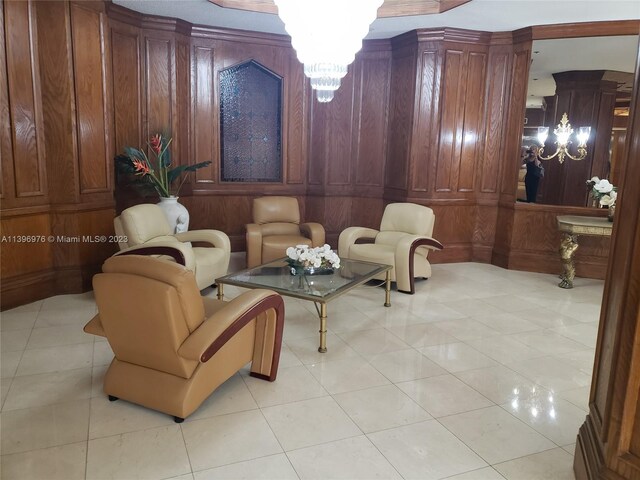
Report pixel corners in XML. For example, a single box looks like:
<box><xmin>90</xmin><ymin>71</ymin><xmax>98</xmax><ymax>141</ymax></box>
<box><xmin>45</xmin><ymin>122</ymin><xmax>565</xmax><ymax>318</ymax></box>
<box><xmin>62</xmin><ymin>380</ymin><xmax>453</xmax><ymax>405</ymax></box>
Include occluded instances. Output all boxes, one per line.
<box><xmin>526</xmin><ymin>35</ymin><xmax>639</xmax><ymax>107</ymax></box>
<box><xmin>113</xmin><ymin>0</ymin><xmax>640</xmax><ymax>39</ymax></box>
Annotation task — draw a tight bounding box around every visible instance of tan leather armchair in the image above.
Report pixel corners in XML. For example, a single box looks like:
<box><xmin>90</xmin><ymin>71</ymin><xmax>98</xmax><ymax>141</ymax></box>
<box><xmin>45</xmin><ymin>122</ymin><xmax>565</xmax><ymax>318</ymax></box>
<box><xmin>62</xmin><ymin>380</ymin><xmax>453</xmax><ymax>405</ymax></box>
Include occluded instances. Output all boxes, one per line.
<box><xmin>338</xmin><ymin>203</ymin><xmax>443</xmax><ymax>294</ymax></box>
<box><xmin>84</xmin><ymin>255</ymin><xmax>284</xmax><ymax>422</ymax></box>
<box><xmin>246</xmin><ymin>196</ymin><xmax>325</xmax><ymax>268</ymax></box>
<box><xmin>114</xmin><ymin>203</ymin><xmax>230</xmax><ymax>290</ymax></box>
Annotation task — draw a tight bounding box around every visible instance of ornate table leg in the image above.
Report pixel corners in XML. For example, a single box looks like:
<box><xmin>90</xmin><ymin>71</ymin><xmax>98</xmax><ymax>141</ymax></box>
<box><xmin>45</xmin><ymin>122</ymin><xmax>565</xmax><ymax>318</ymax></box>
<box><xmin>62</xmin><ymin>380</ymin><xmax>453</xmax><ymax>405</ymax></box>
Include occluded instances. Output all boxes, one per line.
<box><xmin>217</xmin><ymin>283</ymin><xmax>224</xmax><ymax>300</ymax></box>
<box><xmin>384</xmin><ymin>270</ymin><xmax>391</xmax><ymax>307</ymax></box>
<box><xmin>559</xmin><ymin>233</ymin><xmax>579</xmax><ymax>289</ymax></box>
<box><xmin>318</xmin><ymin>303</ymin><xmax>327</xmax><ymax>353</ymax></box>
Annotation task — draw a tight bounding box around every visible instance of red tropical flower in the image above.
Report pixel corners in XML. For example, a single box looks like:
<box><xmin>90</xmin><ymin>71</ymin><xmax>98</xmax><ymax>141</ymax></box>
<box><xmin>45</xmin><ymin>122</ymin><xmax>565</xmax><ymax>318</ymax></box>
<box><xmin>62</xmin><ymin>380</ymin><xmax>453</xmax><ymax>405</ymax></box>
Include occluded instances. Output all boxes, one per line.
<box><xmin>117</xmin><ymin>131</ymin><xmax>210</xmax><ymax>198</ymax></box>
<box><xmin>149</xmin><ymin>134</ymin><xmax>162</xmax><ymax>155</ymax></box>
<box><xmin>132</xmin><ymin>158</ymin><xmax>150</xmax><ymax>176</ymax></box>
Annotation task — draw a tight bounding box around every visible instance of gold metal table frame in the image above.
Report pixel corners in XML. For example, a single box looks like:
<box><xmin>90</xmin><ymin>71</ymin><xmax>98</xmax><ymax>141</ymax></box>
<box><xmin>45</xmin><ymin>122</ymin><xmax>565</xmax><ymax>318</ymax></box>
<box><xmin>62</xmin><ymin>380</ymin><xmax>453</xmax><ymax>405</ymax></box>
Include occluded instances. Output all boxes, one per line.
<box><xmin>556</xmin><ymin>215</ymin><xmax>613</xmax><ymax>289</ymax></box>
<box><xmin>216</xmin><ymin>258</ymin><xmax>393</xmax><ymax>352</ymax></box>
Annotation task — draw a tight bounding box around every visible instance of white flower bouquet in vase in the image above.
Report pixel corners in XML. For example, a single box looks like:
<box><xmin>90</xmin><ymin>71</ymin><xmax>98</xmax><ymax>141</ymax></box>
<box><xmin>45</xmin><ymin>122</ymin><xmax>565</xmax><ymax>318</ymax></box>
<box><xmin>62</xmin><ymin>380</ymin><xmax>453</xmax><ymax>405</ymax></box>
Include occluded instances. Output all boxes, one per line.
<box><xmin>586</xmin><ymin>176</ymin><xmax>617</xmax><ymax>221</ymax></box>
<box><xmin>285</xmin><ymin>244</ymin><xmax>341</xmax><ymax>275</ymax></box>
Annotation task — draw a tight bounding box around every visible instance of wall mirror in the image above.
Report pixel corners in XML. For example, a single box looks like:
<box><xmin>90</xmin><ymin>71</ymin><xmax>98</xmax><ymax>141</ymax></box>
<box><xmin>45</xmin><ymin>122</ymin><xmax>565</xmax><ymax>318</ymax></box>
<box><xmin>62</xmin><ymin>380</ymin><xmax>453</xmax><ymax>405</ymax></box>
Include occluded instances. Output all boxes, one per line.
<box><xmin>518</xmin><ymin>34</ymin><xmax>638</xmax><ymax>206</ymax></box>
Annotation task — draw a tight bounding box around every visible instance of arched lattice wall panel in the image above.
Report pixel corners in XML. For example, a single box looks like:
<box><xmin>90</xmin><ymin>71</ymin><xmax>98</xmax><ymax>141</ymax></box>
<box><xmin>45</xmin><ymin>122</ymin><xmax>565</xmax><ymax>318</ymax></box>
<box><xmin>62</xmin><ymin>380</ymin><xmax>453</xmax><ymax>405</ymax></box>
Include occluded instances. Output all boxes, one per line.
<box><xmin>219</xmin><ymin>60</ymin><xmax>283</xmax><ymax>182</ymax></box>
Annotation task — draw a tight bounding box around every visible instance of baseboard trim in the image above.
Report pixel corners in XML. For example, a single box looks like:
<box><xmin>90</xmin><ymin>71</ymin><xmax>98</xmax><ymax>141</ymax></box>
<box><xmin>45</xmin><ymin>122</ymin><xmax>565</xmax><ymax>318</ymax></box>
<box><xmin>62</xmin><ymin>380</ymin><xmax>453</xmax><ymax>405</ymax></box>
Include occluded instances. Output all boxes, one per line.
<box><xmin>1</xmin><ymin>265</ymin><xmax>99</xmax><ymax>311</ymax></box>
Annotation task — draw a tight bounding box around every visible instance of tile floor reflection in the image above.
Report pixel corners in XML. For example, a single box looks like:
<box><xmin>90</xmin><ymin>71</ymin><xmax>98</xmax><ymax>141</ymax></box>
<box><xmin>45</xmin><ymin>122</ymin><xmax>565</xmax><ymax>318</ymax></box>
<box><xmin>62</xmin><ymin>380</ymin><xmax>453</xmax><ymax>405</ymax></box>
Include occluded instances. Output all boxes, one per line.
<box><xmin>0</xmin><ymin>262</ymin><xmax>601</xmax><ymax>479</ymax></box>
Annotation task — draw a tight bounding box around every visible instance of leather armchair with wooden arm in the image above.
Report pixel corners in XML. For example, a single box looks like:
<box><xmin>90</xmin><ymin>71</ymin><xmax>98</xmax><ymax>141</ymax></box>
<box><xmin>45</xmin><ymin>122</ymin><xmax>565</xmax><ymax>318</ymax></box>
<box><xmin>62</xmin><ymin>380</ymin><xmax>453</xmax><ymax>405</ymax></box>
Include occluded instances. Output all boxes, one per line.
<box><xmin>338</xmin><ymin>203</ymin><xmax>443</xmax><ymax>294</ymax></box>
<box><xmin>114</xmin><ymin>203</ymin><xmax>230</xmax><ymax>290</ymax></box>
<box><xmin>246</xmin><ymin>196</ymin><xmax>325</xmax><ymax>268</ymax></box>
<box><xmin>84</xmin><ymin>255</ymin><xmax>284</xmax><ymax>422</ymax></box>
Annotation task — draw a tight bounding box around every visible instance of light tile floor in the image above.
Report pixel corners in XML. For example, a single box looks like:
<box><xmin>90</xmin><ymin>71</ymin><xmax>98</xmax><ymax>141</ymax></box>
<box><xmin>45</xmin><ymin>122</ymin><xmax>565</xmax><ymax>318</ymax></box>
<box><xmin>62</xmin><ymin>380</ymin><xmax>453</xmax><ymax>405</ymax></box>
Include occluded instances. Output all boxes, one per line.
<box><xmin>0</xmin><ymin>262</ymin><xmax>601</xmax><ymax>479</ymax></box>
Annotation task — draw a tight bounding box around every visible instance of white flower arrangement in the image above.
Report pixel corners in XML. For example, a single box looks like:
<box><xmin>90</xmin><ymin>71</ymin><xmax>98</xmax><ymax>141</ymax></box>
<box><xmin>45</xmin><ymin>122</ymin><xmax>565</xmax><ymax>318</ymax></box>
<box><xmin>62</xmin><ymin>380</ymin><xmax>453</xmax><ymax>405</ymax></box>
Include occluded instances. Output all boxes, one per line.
<box><xmin>286</xmin><ymin>244</ymin><xmax>341</xmax><ymax>270</ymax></box>
<box><xmin>586</xmin><ymin>177</ymin><xmax>617</xmax><ymax>208</ymax></box>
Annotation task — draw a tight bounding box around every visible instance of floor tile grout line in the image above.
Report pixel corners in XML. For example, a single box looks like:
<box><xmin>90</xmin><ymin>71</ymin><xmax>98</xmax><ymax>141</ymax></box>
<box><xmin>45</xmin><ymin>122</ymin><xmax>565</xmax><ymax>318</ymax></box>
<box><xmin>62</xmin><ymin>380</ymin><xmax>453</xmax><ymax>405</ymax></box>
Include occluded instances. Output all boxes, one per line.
<box><xmin>178</xmin><ymin>422</ymin><xmax>196</xmax><ymax>478</ymax></box>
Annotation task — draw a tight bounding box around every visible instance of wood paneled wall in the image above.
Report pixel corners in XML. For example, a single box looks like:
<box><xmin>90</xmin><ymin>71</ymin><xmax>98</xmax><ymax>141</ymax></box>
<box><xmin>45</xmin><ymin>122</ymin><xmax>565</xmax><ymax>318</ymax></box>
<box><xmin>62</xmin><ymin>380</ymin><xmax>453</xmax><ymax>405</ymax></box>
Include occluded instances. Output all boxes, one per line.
<box><xmin>1</xmin><ymin>0</ymin><xmax>116</xmax><ymax>309</ymax></box>
<box><xmin>1</xmin><ymin>0</ymin><xmax>629</xmax><ymax>309</ymax></box>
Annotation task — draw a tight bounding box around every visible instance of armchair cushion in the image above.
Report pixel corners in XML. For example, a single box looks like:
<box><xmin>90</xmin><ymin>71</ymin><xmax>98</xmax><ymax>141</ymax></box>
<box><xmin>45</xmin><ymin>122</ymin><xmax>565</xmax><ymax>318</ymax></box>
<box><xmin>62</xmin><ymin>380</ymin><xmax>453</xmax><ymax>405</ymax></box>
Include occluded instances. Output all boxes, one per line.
<box><xmin>262</xmin><ymin>235</ymin><xmax>312</xmax><ymax>263</ymax></box>
<box><xmin>85</xmin><ymin>255</ymin><xmax>284</xmax><ymax>421</ymax></box>
<box><xmin>254</xmin><ymin>196</ymin><xmax>300</xmax><ymax>224</ymax></box>
<box><xmin>120</xmin><ymin>204</ymin><xmax>173</xmax><ymax>244</ymax></box>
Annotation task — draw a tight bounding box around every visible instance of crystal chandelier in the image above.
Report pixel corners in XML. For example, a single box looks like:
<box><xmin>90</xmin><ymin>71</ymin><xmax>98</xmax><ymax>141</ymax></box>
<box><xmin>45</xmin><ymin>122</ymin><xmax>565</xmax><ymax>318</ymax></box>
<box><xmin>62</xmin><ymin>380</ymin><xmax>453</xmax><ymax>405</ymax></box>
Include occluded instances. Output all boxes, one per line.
<box><xmin>275</xmin><ymin>0</ymin><xmax>383</xmax><ymax>103</ymax></box>
<box><xmin>536</xmin><ymin>112</ymin><xmax>591</xmax><ymax>164</ymax></box>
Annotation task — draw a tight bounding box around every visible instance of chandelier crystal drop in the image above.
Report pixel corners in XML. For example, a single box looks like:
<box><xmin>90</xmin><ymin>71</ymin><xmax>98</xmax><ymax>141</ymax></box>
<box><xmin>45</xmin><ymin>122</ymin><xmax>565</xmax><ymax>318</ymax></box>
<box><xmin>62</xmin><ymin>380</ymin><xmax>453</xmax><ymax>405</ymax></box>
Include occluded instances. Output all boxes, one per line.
<box><xmin>275</xmin><ymin>0</ymin><xmax>383</xmax><ymax>102</ymax></box>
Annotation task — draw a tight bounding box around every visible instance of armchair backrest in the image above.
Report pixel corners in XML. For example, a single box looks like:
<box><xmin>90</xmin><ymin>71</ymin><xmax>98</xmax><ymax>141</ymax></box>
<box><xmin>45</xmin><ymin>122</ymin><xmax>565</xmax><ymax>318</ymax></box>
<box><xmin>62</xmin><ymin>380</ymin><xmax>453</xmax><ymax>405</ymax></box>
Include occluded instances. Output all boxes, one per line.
<box><xmin>93</xmin><ymin>256</ymin><xmax>205</xmax><ymax>378</ymax></box>
<box><xmin>378</xmin><ymin>203</ymin><xmax>435</xmax><ymax>246</ymax></box>
<box><xmin>253</xmin><ymin>196</ymin><xmax>301</xmax><ymax>225</ymax></box>
<box><xmin>118</xmin><ymin>204</ymin><xmax>174</xmax><ymax>246</ymax></box>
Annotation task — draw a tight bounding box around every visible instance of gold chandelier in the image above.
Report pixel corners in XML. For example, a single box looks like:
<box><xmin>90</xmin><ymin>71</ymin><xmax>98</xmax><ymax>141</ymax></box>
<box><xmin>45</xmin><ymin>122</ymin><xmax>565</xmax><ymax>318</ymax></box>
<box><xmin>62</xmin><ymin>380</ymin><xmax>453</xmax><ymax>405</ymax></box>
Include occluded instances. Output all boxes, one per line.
<box><xmin>536</xmin><ymin>113</ymin><xmax>591</xmax><ymax>164</ymax></box>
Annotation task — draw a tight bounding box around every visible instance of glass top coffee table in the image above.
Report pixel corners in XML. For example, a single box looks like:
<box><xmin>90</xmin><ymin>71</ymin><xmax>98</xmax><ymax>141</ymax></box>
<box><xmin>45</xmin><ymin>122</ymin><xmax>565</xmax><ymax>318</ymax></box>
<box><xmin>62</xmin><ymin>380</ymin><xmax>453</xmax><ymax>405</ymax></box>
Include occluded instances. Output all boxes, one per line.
<box><xmin>216</xmin><ymin>258</ymin><xmax>392</xmax><ymax>353</ymax></box>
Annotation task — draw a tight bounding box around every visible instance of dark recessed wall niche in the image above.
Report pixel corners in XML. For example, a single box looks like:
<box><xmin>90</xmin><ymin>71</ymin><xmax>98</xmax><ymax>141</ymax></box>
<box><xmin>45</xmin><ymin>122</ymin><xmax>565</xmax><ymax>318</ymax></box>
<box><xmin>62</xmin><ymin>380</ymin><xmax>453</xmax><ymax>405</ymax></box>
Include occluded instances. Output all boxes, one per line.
<box><xmin>219</xmin><ymin>60</ymin><xmax>283</xmax><ymax>182</ymax></box>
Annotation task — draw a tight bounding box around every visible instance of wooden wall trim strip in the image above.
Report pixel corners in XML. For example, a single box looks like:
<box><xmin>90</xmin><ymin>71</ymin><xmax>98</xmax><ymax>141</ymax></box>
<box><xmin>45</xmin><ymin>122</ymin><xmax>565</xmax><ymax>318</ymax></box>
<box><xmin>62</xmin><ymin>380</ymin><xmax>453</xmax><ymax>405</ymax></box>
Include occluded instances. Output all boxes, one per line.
<box><xmin>532</xmin><ymin>20</ymin><xmax>640</xmax><ymax>40</ymax></box>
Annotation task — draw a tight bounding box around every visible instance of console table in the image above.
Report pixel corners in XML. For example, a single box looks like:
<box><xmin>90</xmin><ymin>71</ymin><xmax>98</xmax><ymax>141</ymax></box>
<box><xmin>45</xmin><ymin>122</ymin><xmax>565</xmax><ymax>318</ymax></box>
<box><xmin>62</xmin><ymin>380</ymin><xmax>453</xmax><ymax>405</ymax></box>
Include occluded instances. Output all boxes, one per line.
<box><xmin>556</xmin><ymin>215</ymin><xmax>613</xmax><ymax>289</ymax></box>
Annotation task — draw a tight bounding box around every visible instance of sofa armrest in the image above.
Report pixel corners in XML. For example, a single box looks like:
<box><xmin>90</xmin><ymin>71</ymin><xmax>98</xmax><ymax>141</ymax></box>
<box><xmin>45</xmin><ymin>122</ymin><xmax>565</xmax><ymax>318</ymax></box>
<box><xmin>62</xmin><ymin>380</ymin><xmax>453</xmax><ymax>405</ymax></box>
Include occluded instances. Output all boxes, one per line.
<box><xmin>246</xmin><ymin>223</ymin><xmax>263</xmax><ymax>268</ymax></box>
<box><xmin>394</xmin><ymin>235</ymin><xmax>444</xmax><ymax>293</ymax></box>
<box><xmin>113</xmin><ymin>242</ymin><xmax>193</xmax><ymax>268</ymax></box>
<box><xmin>178</xmin><ymin>289</ymin><xmax>284</xmax><ymax>363</ymax></box>
<box><xmin>175</xmin><ymin>230</ymin><xmax>230</xmax><ymax>253</ymax></box>
<box><xmin>338</xmin><ymin>227</ymin><xmax>379</xmax><ymax>257</ymax></box>
<box><xmin>395</xmin><ymin>235</ymin><xmax>444</xmax><ymax>256</ymax></box>
<box><xmin>299</xmin><ymin>222</ymin><xmax>325</xmax><ymax>247</ymax></box>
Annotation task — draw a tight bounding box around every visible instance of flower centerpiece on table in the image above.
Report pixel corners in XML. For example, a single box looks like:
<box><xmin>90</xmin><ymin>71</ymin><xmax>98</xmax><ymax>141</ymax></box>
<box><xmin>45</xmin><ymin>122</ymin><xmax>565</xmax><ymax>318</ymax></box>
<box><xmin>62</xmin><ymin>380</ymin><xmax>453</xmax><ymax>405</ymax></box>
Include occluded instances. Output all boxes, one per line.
<box><xmin>586</xmin><ymin>177</ymin><xmax>617</xmax><ymax>208</ymax></box>
<box><xmin>115</xmin><ymin>133</ymin><xmax>211</xmax><ymax>198</ymax></box>
<box><xmin>286</xmin><ymin>244</ymin><xmax>341</xmax><ymax>275</ymax></box>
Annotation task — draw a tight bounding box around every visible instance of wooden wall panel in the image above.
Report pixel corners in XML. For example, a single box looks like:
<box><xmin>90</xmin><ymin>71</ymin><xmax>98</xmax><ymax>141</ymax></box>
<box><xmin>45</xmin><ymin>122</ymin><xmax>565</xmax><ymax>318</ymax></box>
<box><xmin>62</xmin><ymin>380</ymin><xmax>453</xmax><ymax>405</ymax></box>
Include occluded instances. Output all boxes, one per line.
<box><xmin>429</xmin><ymin>204</ymin><xmax>476</xmax><ymax>262</ymax></box>
<box><xmin>354</xmin><ymin>55</ymin><xmax>390</xmax><ymax>188</ymax></box>
<box><xmin>70</xmin><ymin>3</ymin><xmax>111</xmax><ymax>194</ymax></box>
<box><xmin>175</xmin><ymin>36</ymin><xmax>190</xmax><ymax>175</ymax></box>
<box><xmin>473</xmin><ymin>204</ymin><xmax>498</xmax><ymax>261</ymax></box>
<box><xmin>0</xmin><ymin>214</ymin><xmax>53</xmax><ymax>277</ymax></box>
<box><xmin>285</xmin><ymin>56</ymin><xmax>306</xmax><ymax>184</ymax></box>
<box><xmin>0</xmin><ymin>2</ymin><xmax>8</xmax><ymax>201</ymax></box>
<box><xmin>499</xmin><ymin>45</ymin><xmax>530</xmax><ymax>197</ymax></box>
<box><xmin>4</xmin><ymin>0</ymin><xmax>46</xmax><ymax>200</ymax></box>
<box><xmin>435</xmin><ymin>49</ymin><xmax>464</xmax><ymax>192</ymax></box>
<box><xmin>321</xmin><ymin>70</ymin><xmax>356</xmax><ymax>187</ymax></box>
<box><xmin>145</xmin><ymin>37</ymin><xmax>173</xmax><ymax>139</ymax></box>
<box><xmin>307</xmin><ymin>97</ymin><xmax>325</xmax><ymax>187</ymax></box>
<box><xmin>385</xmin><ymin>51</ymin><xmax>415</xmax><ymax>192</ymax></box>
<box><xmin>36</xmin><ymin>0</ymin><xmax>79</xmax><ymax>205</ymax></box>
<box><xmin>458</xmin><ymin>52</ymin><xmax>486</xmax><ymax>192</ymax></box>
<box><xmin>411</xmin><ymin>49</ymin><xmax>438</xmax><ymax>192</ymax></box>
<box><xmin>481</xmin><ymin>50</ymin><xmax>509</xmax><ymax>193</ymax></box>
<box><xmin>111</xmin><ymin>26</ymin><xmax>141</xmax><ymax>153</ymax></box>
<box><xmin>192</xmin><ymin>44</ymin><xmax>216</xmax><ymax>184</ymax></box>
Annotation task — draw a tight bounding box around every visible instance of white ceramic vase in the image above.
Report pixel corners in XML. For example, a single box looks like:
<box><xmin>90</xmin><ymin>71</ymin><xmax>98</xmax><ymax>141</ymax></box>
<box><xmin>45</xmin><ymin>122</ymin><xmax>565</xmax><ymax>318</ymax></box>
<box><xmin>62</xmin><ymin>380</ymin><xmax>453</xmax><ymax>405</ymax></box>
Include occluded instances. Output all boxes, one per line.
<box><xmin>157</xmin><ymin>196</ymin><xmax>189</xmax><ymax>233</ymax></box>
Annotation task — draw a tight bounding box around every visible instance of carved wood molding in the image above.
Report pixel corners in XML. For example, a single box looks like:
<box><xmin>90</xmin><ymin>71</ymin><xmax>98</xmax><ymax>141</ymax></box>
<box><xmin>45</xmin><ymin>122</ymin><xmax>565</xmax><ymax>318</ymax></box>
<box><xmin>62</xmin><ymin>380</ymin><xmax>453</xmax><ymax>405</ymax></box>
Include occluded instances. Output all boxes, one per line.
<box><xmin>532</xmin><ymin>20</ymin><xmax>640</xmax><ymax>40</ymax></box>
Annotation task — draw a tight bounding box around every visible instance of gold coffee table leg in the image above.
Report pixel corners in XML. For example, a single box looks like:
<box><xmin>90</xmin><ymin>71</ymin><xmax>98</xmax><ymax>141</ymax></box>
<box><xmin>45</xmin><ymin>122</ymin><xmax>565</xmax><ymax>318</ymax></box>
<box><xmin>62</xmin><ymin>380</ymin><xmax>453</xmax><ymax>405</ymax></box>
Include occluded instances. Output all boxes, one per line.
<box><xmin>318</xmin><ymin>303</ymin><xmax>327</xmax><ymax>353</ymax></box>
<box><xmin>217</xmin><ymin>283</ymin><xmax>224</xmax><ymax>300</ymax></box>
<box><xmin>384</xmin><ymin>270</ymin><xmax>391</xmax><ymax>307</ymax></box>
<box><xmin>559</xmin><ymin>233</ymin><xmax>579</xmax><ymax>289</ymax></box>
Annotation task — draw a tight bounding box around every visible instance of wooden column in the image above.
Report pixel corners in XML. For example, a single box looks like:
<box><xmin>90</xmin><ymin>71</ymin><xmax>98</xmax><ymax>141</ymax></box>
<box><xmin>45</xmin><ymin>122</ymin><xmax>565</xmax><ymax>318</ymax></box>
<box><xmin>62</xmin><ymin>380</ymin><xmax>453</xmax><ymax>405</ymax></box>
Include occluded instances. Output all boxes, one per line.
<box><xmin>539</xmin><ymin>70</ymin><xmax>617</xmax><ymax>206</ymax></box>
<box><xmin>574</xmin><ymin>46</ymin><xmax>640</xmax><ymax>480</ymax></box>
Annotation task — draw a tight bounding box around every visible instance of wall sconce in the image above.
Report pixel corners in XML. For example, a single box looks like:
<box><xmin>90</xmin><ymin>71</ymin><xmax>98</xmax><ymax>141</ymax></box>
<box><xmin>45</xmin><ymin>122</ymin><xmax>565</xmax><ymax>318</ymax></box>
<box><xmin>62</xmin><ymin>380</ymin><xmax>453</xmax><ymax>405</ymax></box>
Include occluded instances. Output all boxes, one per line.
<box><xmin>536</xmin><ymin>112</ymin><xmax>591</xmax><ymax>164</ymax></box>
